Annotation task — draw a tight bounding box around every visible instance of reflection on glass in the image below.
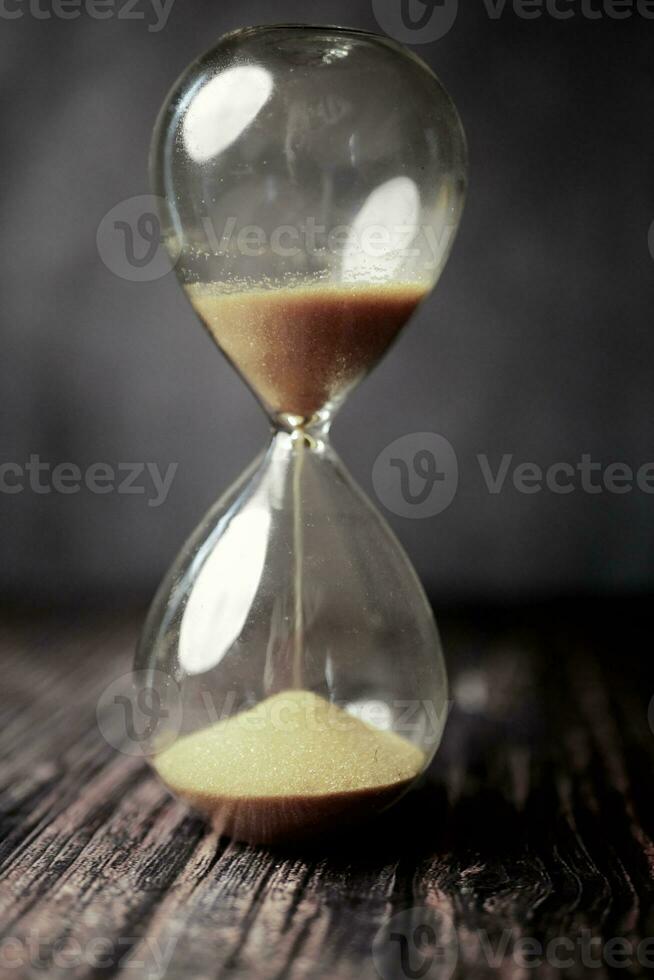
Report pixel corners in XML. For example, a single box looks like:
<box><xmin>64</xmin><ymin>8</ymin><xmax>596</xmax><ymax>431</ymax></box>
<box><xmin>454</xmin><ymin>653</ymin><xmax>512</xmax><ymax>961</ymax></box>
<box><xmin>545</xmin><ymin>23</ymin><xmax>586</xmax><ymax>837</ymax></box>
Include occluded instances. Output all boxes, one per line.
<box><xmin>342</xmin><ymin>176</ymin><xmax>420</xmax><ymax>282</ymax></box>
<box><xmin>183</xmin><ymin>66</ymin><xmax>273</xmax><ymax>163</ymax></box>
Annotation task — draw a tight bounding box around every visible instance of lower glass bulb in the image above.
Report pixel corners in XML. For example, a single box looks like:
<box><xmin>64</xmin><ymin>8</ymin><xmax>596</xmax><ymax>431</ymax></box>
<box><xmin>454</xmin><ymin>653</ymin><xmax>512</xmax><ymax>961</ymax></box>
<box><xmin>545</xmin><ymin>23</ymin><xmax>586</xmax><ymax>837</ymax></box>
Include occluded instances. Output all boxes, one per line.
<box><xmin>137</xmin><ymin>432</ymin><xmax>448</xmax><ymax>845</ymax></box>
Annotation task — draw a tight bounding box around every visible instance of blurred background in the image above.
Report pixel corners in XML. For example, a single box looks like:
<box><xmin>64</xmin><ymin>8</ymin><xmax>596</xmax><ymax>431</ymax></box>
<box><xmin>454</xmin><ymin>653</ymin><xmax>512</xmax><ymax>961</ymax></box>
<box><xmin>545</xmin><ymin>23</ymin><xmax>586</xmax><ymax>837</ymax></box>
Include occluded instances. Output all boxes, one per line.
<box><xmin>1</xmin><ymin>0</ymin><xmax>652</xmax><ymax>608</ymax></box>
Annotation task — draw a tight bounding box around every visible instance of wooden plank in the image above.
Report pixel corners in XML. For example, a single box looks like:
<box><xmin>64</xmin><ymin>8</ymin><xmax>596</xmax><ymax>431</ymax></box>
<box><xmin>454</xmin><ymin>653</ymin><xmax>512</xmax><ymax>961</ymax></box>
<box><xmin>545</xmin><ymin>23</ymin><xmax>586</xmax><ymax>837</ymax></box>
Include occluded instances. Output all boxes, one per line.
<box><xmin>0</xmin><ymin>605</ymin><xmax>652</xmax><ymax>979</ymax></box>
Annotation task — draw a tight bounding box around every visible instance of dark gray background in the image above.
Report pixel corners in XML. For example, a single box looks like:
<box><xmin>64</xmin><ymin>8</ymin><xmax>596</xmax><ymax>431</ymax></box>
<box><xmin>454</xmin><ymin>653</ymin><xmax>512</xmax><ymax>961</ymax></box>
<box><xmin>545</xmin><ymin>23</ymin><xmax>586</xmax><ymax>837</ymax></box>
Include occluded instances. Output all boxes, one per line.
<box><xmin>1</xmin><ymin>0</ymin><xmax>652</xmax><ymax>605</ymax></box>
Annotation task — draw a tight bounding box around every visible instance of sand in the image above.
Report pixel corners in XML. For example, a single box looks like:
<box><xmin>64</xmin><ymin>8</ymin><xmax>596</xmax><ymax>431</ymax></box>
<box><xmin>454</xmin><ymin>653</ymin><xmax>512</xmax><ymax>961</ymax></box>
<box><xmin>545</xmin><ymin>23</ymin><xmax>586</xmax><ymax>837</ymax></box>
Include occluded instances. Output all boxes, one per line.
<box><xmin>187</xmin><ymin>282</ymin><xmax>426</xmax><ymax>420</ymax></box>
<box><xmin>154</xmin><ymin>690</ymin><xmax>425</xmax><ymax>845</ymax></box>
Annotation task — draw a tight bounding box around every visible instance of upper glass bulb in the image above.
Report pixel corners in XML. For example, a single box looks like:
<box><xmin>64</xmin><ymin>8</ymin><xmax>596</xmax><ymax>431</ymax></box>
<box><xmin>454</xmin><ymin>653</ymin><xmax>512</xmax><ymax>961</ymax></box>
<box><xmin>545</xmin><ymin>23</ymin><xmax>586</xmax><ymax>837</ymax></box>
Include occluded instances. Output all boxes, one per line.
<box><xmin>151</xmin><ymin>23</ymin><xmax>467</xmax><ymax>427</ymax></box>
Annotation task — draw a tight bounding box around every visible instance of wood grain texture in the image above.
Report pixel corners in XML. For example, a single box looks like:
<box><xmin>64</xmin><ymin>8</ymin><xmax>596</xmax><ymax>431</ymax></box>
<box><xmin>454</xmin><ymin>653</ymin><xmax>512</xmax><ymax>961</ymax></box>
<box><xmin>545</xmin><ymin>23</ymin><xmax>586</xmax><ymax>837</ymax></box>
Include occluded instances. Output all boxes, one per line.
<box><xmin>0</xmin><ymin>601</ymin><xmax>652</xmax><ymax>979</ymax></box>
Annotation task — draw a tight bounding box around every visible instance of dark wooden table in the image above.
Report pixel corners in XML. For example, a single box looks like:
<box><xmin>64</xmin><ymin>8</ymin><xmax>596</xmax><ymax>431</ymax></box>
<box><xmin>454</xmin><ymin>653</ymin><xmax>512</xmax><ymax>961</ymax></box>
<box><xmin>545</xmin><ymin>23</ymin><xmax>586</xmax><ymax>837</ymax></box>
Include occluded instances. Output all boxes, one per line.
<box><xmin>0</xmin><ymin>601</ymin><xmax>652</xmax><ymax>979</ymax></box>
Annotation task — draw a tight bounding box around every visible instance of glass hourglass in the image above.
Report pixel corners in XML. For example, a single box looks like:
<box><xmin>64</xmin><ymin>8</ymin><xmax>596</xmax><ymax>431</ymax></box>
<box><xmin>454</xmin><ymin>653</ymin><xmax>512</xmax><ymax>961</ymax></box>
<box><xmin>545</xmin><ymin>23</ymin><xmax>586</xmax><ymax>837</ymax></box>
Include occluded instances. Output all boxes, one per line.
<box><xmin>136</xmin><ymin>25</ymin><xmax>467</xmax><ymax>846</ymax></box>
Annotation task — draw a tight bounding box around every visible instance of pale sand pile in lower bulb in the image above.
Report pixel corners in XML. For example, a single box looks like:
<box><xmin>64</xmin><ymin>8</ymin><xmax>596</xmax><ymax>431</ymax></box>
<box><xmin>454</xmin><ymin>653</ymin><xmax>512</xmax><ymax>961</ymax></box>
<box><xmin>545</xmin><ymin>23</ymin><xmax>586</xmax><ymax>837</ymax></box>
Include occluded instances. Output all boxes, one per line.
<box><xmin>154</xmin><ymin>690</ymin><xmax>425</xmax><ymax>845</ymax></box>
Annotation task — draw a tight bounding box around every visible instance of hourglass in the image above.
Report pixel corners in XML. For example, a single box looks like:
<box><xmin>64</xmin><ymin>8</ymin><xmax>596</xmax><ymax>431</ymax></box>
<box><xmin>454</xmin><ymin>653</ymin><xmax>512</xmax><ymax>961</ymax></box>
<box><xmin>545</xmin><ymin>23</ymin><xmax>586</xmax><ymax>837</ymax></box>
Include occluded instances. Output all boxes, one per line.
<box><xmin>136</xmin><ymin>25</ymin><xmax>467</xmax><ymax>845</ymax></box>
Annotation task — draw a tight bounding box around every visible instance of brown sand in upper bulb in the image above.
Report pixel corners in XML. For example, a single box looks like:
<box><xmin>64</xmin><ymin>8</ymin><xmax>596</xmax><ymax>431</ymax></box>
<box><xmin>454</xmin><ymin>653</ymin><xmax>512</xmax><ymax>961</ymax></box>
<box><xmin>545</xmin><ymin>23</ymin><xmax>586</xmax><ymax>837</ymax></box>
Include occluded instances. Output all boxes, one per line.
<box><xmin>187</xmin><ymin>282</ymin><xmax>427</xmax><ymax>419</ymax></box>
<box><xmin>154</xmin><ymin>690</ymin><xmax>424</xmax><ymax>845</ymax></box>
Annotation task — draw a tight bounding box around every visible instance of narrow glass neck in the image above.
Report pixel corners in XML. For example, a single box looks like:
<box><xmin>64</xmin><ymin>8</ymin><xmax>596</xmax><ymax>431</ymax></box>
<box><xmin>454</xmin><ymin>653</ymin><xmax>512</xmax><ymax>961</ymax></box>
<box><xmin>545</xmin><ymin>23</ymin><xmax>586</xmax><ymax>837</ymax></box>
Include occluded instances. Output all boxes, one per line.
<box><xmin>271</xmin><ymin>409</ymin><xmax>333</xmax><ymax>446</ymax></box>
<box><xmin>261</xmin><ymin>425</ymin><xmax>335</xmax><ymax>480</ymax></box>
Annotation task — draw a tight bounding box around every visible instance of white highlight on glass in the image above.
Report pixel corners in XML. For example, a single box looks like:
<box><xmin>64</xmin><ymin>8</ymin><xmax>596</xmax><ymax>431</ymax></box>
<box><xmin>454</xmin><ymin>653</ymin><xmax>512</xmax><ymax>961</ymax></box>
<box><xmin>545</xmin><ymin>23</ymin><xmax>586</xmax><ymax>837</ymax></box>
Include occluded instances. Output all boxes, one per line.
<box><xmin>342</xmin><ymin>176</ymin><xmax>420</xmax><ymax>281</ymax></box>
<box><xmin>183</xmin><ymin>66</ymin><xmax>273</xmax><ymax>163</ymax></box>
